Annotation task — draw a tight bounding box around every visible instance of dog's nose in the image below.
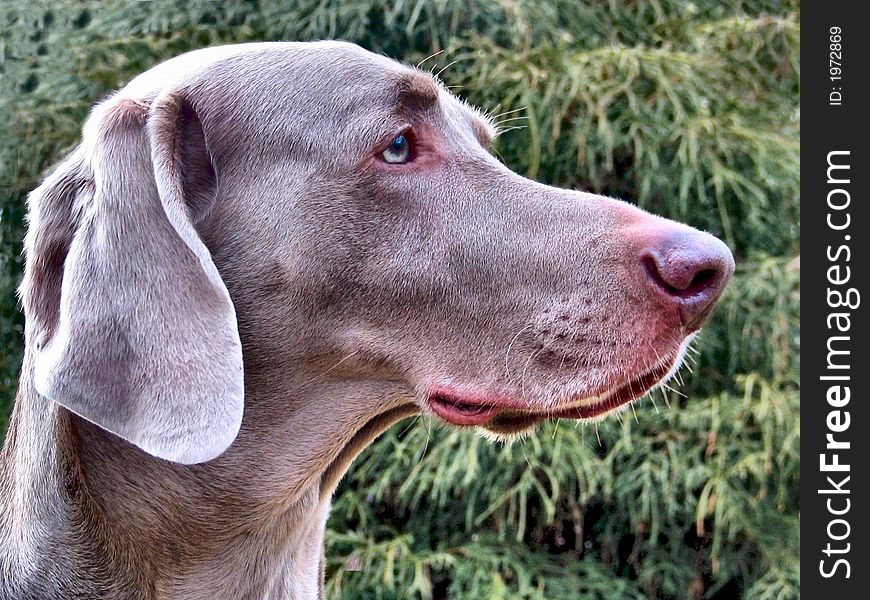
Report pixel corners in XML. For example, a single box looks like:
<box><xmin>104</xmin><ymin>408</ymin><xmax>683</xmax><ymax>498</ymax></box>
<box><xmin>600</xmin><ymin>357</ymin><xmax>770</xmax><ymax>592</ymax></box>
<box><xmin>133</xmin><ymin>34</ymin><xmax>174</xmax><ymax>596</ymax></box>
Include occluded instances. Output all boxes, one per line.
<box><xmin>640</xmin><ymin>230</ymin><xmax>735</xmax><ymax>331</ymax></box>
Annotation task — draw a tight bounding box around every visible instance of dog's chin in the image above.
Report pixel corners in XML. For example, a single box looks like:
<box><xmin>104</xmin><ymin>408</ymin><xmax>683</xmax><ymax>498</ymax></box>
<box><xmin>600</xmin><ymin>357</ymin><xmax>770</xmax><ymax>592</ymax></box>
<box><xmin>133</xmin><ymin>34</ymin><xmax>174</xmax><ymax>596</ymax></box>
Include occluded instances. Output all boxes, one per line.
<box><xmin>427</xmin><ymin>338</ymin><xmax>694</xmax><ymax>439</ymax></box>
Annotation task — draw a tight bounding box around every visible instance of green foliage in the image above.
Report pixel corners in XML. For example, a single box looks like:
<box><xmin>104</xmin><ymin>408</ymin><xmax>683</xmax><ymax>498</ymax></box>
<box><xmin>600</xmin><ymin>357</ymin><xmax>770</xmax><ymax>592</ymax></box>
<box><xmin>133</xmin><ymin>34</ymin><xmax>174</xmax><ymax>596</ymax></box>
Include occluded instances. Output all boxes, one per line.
<box><xmin>0</xmin><ymin>1</ymin><xmax>799</xmax><ymax>598</ymax></box>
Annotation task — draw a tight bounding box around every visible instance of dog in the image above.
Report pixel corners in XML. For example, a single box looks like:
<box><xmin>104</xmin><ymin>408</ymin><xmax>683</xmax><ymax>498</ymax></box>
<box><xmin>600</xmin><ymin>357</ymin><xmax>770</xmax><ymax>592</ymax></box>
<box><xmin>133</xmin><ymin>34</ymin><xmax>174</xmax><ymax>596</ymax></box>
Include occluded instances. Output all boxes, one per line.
<box><xmin>0</xmin><ymin>41</ymin><xmax>733</xmax><ymax>599</ymax></box>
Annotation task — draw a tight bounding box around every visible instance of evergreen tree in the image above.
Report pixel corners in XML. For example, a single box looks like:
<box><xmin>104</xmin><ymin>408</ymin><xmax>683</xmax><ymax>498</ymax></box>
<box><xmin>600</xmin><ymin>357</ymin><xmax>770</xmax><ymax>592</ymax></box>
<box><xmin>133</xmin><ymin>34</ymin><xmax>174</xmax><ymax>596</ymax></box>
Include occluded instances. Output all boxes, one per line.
<box><xmin>0</xmin><ymin>2</ymin><xmax>799</xmax><ymax>598</ymax></box>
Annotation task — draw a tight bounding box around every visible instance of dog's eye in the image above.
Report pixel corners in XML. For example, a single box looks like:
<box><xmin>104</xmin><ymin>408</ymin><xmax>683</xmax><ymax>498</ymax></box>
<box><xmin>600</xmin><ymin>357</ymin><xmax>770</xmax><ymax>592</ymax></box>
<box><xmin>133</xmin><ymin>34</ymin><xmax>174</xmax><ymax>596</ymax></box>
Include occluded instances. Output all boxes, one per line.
<box><xmin>382</xmin><ymin>135</ymin><xmax>410</xmax><ymax>164</ymax></box>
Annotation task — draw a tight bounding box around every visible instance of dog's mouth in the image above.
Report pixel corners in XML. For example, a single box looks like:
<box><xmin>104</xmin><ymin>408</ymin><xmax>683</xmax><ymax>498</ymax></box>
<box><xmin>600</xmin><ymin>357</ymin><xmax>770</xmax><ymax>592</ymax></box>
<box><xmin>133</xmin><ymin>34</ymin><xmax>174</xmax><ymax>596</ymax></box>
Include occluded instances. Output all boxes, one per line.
<box><xmin>427</xmin><ymin>356</ymin><xmax>679</xmax><ymax>436</ymax></box>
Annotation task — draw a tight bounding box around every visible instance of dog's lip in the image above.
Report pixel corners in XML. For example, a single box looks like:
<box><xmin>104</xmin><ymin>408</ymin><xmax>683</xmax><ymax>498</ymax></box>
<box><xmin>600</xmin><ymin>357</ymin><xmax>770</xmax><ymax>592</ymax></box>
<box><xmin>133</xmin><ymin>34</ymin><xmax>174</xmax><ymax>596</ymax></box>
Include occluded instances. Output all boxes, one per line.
<box><xmin>427</xmin><ymin>359</ymin><xmax>675</xmax><ymax>428</ymax></box>
<box><xmin>427</xmin><ymin>395</ymin><xmax>503</xmax><ymax>426</ymax></box>
<box><xmin>547</xmin><ymin>360</ymin><xmax>674</xmax><ymax>419</ymax></box>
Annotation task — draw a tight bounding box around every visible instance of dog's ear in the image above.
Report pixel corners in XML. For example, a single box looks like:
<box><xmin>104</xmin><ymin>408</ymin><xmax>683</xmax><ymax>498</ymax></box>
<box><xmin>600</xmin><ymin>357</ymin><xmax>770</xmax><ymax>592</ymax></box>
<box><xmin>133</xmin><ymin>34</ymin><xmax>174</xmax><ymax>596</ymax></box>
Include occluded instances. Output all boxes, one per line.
<box><xmin>21</xmin><ymin>93</ymin><xmax>243</xmax><ymax>464</ymax></box>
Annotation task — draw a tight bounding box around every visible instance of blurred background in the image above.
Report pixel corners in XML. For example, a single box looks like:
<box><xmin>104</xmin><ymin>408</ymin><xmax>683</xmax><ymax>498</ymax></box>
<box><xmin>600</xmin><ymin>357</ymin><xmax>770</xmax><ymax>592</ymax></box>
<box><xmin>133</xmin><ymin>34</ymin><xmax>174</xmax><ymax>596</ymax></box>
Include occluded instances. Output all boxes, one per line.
<box><xmin>0</xmin><ymin>1</ymin><xmax>799</xmax><ymax>598</ymax></box>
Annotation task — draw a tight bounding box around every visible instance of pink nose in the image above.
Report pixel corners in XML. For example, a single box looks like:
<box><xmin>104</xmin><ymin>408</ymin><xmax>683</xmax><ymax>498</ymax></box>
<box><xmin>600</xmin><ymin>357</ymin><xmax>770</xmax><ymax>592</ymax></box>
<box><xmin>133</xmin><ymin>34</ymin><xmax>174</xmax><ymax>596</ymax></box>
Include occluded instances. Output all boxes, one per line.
<box><xmin>641</xmin><ymin>230</ymin><xmax>734</xmax><ymax>331</ymax></box>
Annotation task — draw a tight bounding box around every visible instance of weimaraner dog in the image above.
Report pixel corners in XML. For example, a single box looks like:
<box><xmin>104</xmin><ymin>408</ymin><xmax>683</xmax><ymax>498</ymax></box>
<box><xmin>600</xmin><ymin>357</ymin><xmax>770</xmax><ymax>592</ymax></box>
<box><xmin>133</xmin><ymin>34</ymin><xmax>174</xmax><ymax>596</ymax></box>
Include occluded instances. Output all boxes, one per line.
<box><xmin>0</xmin><ymin>41</ymin><xmax>733</xmax><ymax>599</ymax></box>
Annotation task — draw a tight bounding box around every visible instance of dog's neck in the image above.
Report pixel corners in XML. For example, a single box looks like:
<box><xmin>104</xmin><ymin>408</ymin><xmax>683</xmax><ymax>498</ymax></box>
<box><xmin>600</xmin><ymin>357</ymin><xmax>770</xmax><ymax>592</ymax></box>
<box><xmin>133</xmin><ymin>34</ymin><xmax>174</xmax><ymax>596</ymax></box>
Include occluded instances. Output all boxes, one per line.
<box><xmin>0</xmin><ymin>352</ymin><xmax>416</xmax><ymax>599</ymax></box>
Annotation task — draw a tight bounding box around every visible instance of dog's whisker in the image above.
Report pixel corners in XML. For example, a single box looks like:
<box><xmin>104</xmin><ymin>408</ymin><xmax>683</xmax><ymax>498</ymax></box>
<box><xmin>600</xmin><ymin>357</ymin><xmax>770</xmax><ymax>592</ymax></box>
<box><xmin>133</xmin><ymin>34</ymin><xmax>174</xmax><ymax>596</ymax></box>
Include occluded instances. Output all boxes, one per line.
<box><xmin>495</xmin><ymin>125</ymin><xmax>528</xmax><ymax>135</ymax></box>
<box><xmin>483</xmin><ymin>102</ymin><xmax>503</xmax><ymax>121</ymax></box>
<box><xmin>416</xmin><ymin>48</ymin><xmax>445</xmax><ymax>69</ymax></box>
<box><xmin>399</xmin><ymin>413</ymin><xmax>423</xmax><ymax>438</ymax></box>
<box><xmin>556</xmin><ymin>352</ymin><xmax>569</xmax><ymax>378</ymax></box>
<box><xmin>322</xmin><ymin>351</ymin><xmax>360</xmax><ymax>375</ymax></box>
<box><xmin>519</xmin><ymin>348</ymin><xmax>544</xmax><ymax>401</ymax></box>
<box><xmin>490</xmin><ymin>106</ymin><xmax>527</xmax><ymax>120</ymax></box>
<box><xmin>660</xmin><ymin>387</ymin><xmax>672</xmax><ymax>410</ymax></box>
<box><xmin>298</xmin><ymin>351</ymin><xmax>361</xmax><ymax>390</ymax></box>
<box><xmin>434</xmin><ymin>59</ymin><xmax>461</xmax><ymax>80</ymax></box>
<box><xmin>503</xmin><ymin>323</ymin><xmax>533</xmax><ymax>386</ymax></box>
<box><xmin>418</xmin><ymin>412</ymin><xmax>433</xmax><ymax>463</ymax></box>
<box><xmin>649</xmin><ymin>393</ymin><xmax>660</xmax><ymax>414</ymax></box>
<box><xmin>662</xmin><ymin>383</ymin><xmax>686</xmax><ymax>399</ymax></box>
<box><xmin>519</xmin><ymin>438</ymin><xmax>534</xmax><ymax>470</ymax></box>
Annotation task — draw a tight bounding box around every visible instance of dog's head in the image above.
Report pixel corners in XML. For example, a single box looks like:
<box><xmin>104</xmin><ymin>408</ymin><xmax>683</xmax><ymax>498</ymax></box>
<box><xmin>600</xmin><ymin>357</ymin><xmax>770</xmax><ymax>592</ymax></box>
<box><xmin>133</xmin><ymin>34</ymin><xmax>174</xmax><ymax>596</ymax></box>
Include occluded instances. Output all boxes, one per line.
<box><xmin>20</xmin><ymin>41</ymin><xmax>733</xmax><ymax>463</ymax></box>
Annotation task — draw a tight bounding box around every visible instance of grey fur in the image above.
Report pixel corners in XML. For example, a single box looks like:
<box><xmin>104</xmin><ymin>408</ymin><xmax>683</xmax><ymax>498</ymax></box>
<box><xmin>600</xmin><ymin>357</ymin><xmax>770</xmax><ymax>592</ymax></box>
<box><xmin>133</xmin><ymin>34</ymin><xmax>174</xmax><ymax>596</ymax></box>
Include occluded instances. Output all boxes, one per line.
<box><xmin>0</xmin><ymin>41</ymin><xmax>733</xmax><ymax>599</ymax></box>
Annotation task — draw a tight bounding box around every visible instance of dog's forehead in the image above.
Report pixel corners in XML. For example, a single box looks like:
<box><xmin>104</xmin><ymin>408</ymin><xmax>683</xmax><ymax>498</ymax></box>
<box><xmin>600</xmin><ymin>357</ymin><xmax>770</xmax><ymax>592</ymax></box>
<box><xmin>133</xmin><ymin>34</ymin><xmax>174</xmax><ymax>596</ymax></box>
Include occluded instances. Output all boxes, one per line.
<box><xmin>114</xmin><ymin>43</ymin><xmax>377</xmax><ymax>112</ymax></box>
<box><xmin>116</xmin><ymin>41</ymin><xmax>490</xmax><ymax>155</ymax></box>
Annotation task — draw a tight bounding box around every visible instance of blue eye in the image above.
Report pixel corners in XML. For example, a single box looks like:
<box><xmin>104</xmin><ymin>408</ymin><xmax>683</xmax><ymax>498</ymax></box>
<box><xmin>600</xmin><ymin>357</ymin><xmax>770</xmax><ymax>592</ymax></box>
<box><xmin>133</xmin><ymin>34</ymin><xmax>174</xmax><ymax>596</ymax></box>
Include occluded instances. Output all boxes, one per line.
<box><xmin>382</xmin><ymin>134</ymin><xmax>410</xmax><ymax>164</ymax></box>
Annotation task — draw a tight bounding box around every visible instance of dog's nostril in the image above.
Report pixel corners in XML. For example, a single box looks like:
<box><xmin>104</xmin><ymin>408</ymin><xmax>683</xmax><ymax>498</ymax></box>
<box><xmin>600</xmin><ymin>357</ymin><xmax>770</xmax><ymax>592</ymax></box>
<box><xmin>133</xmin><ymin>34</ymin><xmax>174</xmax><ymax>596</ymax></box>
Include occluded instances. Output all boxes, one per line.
<box><xmin>640</xmin><ymin>231</ymin><xmax>734</xmax><ymax>330</ymax></box>
<box><xmin>641</xmin><ymin>255</ymin><xmax>671</xmax><ymax>293</ymax></box>
<box><xmin>642</xmin><ymin>249</ymin><xmax>728</xmax><ymax>299</ymax></box>
<box><xmin>688</xmin><ymin>268</ymin><xmax>717</xmax><ymax>294</ymax></box>
<box><xmin>642</xmin><ymin>254</ymin><xmax>727</xmax><ymax>299</ymax></box>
